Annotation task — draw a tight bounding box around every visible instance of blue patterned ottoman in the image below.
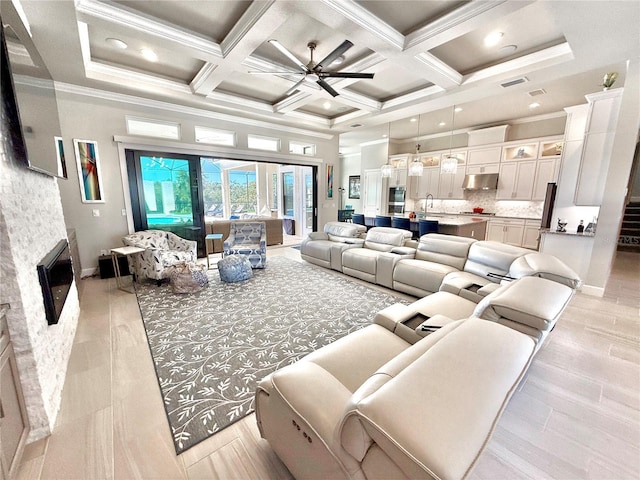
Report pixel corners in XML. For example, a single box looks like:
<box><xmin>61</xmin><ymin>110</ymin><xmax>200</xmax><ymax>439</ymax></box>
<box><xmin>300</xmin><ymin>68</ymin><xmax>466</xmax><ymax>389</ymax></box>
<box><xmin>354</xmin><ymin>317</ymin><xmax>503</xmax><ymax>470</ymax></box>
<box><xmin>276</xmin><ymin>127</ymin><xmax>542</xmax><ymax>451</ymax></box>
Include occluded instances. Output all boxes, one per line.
<box><xmin>218</xmin><ymin>254</ymin><xmax>253</xmax><ymax>283</ymax></box>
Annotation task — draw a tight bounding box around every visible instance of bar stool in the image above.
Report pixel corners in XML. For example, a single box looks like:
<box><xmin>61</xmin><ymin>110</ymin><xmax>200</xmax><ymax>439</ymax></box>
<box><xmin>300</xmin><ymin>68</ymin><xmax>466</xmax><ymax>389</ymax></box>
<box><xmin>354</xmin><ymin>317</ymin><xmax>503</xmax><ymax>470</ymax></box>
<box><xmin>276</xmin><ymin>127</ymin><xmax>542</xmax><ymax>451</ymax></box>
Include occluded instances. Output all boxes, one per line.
<box><xmin>375</xmin><ymin>215</ymin><xmax>392</xmax><ymax>227</ymax></box>
<box><xmin>352</xmin><ymin>213</ymin><xmax>365</xmax><ymax>226</ymax></box>
<box><xmin>391</xmin><ymin>217</ymin><xmax>411</xmax><ymax>231</ymax></box>
<box><xmin>419</xmin><ymin>219</ymin><xmax>439</xmax><ymax>237</ymax></box>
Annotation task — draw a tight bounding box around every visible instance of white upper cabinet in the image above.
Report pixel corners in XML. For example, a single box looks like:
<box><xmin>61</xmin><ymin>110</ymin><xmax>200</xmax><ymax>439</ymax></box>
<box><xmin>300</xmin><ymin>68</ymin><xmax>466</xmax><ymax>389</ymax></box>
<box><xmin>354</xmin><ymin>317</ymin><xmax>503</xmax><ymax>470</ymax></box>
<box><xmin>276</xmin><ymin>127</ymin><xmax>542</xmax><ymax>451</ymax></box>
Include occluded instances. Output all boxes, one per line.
<box><xmin>497</xmin><ymin>160</ymin><xmax>536</xmax><ymax>200</ymax></box>
<box><xmin>467</xmin><ymin>146</ymin><xmax>502</xmax><ymax>165</ymax></box>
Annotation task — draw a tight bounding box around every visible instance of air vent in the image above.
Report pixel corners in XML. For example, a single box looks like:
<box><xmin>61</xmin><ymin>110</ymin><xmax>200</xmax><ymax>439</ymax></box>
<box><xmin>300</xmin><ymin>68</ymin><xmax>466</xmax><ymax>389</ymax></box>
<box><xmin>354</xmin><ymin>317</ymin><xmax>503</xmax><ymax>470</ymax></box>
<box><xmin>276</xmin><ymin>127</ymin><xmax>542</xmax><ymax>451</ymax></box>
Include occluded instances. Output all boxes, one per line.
<box><xmin>500</xmin><ymin>76</ymin><xmax>529</xmax><ymax>88</ymax></box>
<box><xmin>349</xmin><ymin>123</ymin><xmax>363</xmax><ymax>128</ymax></box>
<box><xmin>528</xmin><ymin>88</ymin><xmax>547</xmax><ymax>97</ymax></box>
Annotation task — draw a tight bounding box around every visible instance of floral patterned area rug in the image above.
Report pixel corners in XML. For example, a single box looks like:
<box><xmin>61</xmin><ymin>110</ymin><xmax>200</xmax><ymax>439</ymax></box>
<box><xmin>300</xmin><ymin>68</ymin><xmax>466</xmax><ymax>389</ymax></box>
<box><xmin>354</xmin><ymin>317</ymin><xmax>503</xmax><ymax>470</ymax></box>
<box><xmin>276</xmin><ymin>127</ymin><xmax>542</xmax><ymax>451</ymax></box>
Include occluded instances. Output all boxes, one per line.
<box><xmin>134</xmin><ymin>256</ymin><xmax>408</xmax><ymax>454</ymax></box>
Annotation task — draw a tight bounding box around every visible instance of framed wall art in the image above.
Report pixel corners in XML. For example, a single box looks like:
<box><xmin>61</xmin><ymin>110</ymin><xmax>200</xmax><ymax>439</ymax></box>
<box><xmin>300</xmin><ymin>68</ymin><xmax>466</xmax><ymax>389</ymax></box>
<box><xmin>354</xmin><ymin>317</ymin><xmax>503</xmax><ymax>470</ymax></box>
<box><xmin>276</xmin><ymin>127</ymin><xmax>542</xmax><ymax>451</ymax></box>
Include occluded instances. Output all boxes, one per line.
<box><xmin>54</xmin><ymin>136</ymin><xmax>67</xmax><ymax>178</ymax></box>
<box><xmin>348</xmin><ymin>175</ymin><xmax>360</xmax><ymax>199</ymax></box>
<box><xmin>73</xmin><ymin>139</ymin><xmax>104</xmax><ymax>203</ymax></box>
<box><xmin>326</xmin><ymin>164</ymin><xmax>334</xmax><ymax>199</ymax></box>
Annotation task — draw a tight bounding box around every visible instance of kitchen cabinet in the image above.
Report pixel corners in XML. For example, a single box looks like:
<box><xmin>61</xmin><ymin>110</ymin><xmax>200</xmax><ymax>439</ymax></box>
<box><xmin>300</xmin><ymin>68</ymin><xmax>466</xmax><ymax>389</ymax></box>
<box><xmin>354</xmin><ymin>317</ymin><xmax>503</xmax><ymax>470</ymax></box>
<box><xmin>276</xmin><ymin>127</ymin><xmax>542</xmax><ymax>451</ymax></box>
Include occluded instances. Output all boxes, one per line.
<box><xmin>466</xmin><ymin>163</ymin><xmax>499</xmax><ymax>175</ymax></box>
<box><xmin>389</xmin><ymin>168</ymin><xmax>407</xmax><ymax>188</ymax></box>
<box><xmin>496</xmin><ymin>160</ymin><xmax>536</xmax><ymax>200</ymax></box>
<box><xmin>409</xmin><ymin>166</ymin><xmax>440</xmax><ymax>199</ymax></box>
<box><xmin>437</xmin><ymin>165</ymin><xmax>466</xmax><ymax>199</ymax></box>
<box><xmin>0</xmin><ymin>305</ymin><xmax>29</xmax><ymax>480</ymax></box>
<box><xmin>573</xmin><ymin>89</ymin><xmax>623</xmax><ymax>205</ymax></box>
<box><xmin>467</xmin><ymin>146</ymin><xmax>501</xmax><ymax>165</ymax></box>
<box><xmin>532</xmin><ymin>158</ymin><xmax>560</xmax><ymax>201</ymax></box>
<box><xmin>502</xmin><ymin>142</ymin><xmax>539</xmax><ymax>162</ymax></box>
<box><xmin>522</xmin><ymin>220</ymin><xmax>542</xmax><ymax>250</ymax></box>
<box><xmin>486</xmin><ymin>218</ymin><xmax>525</xmax><ymax>247</ymax></box>
<box><xmin>363</xmin><ymin>169</ymin><xmax>383</xmax><ymax>217</ymax></box>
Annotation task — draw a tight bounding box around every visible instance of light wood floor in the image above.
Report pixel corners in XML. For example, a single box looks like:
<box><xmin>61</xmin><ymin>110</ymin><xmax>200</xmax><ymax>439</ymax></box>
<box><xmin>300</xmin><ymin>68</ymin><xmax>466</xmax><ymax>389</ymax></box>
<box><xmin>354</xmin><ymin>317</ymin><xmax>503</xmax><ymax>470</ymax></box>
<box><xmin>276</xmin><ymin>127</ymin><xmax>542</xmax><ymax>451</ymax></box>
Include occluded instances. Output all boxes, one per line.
<box><xmin>16</xmin><ymin>248</ymin><xmax>639</xmax><ymax>480</ymax></box>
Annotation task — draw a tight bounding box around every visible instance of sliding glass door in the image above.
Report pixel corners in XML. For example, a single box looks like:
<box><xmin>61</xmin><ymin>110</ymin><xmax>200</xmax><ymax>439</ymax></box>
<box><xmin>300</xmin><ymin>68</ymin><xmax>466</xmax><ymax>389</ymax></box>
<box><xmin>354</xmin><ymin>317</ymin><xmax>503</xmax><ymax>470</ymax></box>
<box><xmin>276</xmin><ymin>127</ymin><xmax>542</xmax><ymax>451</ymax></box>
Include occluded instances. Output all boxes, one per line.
<box><xmin>126</xmin><ymin>151</ymin><xmax>205</xmax><ymax>255</ymax></box>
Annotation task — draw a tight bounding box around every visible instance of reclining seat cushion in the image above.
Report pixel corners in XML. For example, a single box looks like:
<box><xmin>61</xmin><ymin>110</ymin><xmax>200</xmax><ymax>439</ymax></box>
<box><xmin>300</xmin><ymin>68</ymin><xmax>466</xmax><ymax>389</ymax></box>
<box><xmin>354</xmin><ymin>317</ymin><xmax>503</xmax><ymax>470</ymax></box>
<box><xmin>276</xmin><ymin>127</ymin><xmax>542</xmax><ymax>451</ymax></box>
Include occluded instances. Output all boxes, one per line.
<box><xmin>463</xmin><ymin>241</ymin><xmax>530</xmax><ymax>281</ymax></box>
<box><xmin>440</xmin><ymin>241</ymin><xmax>530</xmax><ymax>300</ymax></box>
<box><xmin>393</xmin><ymin>259</ymin><xmax>459</xmax><ymax>296</ymax></box>
<box><xmin>473</xmin><ymin>276</ymin><xmax>574</xmax><ymax>341</ymax></box>
<box><xmin>392</xmin><ymin>234</ymin><xmax>476</xmax><ymax>297</ymax></box>
<box><xmin>324</xmin><ymin>221</ymin><xmax>367</xmax><ymax>242</ymax></box>
<box><xmin>414</xmin><ymin>233</ymin><xmax>476</xmax><ymax>270</ymax></box>
<box><xmin>508</xmin><ymin>252</ymin><xmax>582</xmax><ymax>289</ymax></box>
<box><xmin>342</xmin><ymin>318</ymin><xmax>536</xmax><ymax>480</ymax></box>
<box><xmin>363</xmin><ymin>227</ymin><xmax>412</xmax><ymax>252</ymax></box>
<box><xmin>255</xmin><ymin>324</ymin><xmax>411</xmax><ymax>480</ymax></box>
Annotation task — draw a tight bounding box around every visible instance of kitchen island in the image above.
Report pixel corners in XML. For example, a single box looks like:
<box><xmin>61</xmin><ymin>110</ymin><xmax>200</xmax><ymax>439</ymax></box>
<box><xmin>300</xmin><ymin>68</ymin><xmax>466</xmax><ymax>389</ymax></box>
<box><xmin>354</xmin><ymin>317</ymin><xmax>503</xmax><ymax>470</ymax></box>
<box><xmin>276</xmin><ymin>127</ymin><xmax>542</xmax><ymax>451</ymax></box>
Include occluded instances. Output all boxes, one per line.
<box><xmin>364</xmin><ymin>215</ymin><xmax>488</xmax><ymax>239</ymax></box>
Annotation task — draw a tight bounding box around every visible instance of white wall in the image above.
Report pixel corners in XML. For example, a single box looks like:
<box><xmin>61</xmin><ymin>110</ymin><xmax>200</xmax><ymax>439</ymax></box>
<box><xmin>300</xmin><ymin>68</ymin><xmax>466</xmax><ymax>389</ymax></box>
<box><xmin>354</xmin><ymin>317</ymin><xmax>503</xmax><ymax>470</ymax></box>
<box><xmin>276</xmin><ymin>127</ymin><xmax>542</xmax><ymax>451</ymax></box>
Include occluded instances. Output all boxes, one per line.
<box><xmin>54</xmin><ymin>90</ymin><xmax>339</xmax><ymax>271</ymax></box>
<box><xmin>0</xmin><ymin>129</ymin><xmax>80</xmax><ymax>442</ymax></box>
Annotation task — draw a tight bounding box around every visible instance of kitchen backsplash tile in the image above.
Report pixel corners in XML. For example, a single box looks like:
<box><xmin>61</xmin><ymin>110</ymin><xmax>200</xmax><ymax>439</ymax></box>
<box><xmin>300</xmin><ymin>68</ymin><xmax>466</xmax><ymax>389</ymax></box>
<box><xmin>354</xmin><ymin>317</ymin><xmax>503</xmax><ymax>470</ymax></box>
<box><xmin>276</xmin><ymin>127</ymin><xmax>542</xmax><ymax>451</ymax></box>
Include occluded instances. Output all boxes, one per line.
<box><xmin>407</xmin><ymin>190</ymin><xmax>543</xmax><ymax>218</ymax></box>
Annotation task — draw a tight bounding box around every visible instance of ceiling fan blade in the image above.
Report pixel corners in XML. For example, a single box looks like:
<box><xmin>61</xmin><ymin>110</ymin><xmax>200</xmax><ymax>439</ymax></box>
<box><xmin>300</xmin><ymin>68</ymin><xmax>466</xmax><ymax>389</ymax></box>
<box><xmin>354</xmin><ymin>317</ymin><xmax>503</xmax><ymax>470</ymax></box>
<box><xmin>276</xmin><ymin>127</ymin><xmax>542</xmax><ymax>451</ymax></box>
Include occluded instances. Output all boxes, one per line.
<box><xmin>285</xmin><ymin>78</ymin><xmax>306</xmax><ymax>96</ymax></box>
<box><xmin>319</xmin><ymin>72</ymin><xmax>375</xmax><ymax>79</ymax></box>
<box><xmin>317</xmin><ymin>78</ymin><xmax>339</xmax><ymax>97</ymax></box>
<box><xmin>315</xmin><ymin>39</ymin><xmax>354</xmax><ymax>71</ymax></box>
<box><xmin>248</xmin><ymin>71</ymin><xmax>305</xmax><ymax>75</ymax></box>
<box><xmin>268</xmin><ymin>40</ymin><xmax>308</xmax><ymax>72</ymax></box>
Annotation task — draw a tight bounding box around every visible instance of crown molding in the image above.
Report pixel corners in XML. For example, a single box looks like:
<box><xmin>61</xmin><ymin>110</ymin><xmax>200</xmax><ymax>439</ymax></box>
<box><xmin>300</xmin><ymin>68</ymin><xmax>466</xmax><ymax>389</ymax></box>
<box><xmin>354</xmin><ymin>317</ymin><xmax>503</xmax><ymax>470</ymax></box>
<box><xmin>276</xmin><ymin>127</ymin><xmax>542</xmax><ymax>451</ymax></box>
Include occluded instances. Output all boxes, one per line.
<box><xmin>190</xmin><ymin>62</ymin><xmax>219</xmax><ymax>94</ymax></box>
<box><xmin>414</xmin><ymin>52</ymin><xmax>463</xmax><ymax>86</ymax></box>
<box><xmin>54</xmin><ymin>81</ymin><xmax>335</xmax><ymax>140</ymax></box>
<box><xmin>382</xmin><ymin>84</ymin><xmax>444</xmax><ymax>110</ymax></box>
<box><xmin>405</xmin><ymin>1</ymin><xmax>529</xmax><ymax>51</ymax></box>
<box><xmin>321</xmin><ymin>0</ymin><xmax>404</xmax><ymax>50</ymax></box>
<box><xmin>220</xmin><ymin>0</ymin><xmax>275</xmax><ymax>57</ymax></box>
<box><xmin>75</xmin><ymin>0</ymin><xmax>223</xmax><ymax>59</ymax></box>
<box><xmin>85</xmin><ymin>61</ymin><xmax>193</xmax><ymax>95</ymax></box>
<box><xmin>463</xmin><ymin>43</ymin><xmax>574</xmax><ymax>85</ymax></box>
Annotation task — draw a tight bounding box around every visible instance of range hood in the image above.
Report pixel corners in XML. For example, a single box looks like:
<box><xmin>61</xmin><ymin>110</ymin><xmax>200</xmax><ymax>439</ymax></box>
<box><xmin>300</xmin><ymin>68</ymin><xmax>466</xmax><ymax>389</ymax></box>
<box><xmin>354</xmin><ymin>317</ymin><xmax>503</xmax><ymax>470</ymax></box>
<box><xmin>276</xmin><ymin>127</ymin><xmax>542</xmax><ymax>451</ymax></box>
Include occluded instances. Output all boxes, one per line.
<box><xmin>462</xmin><ymin>173</ymin><xmax>499</xmax><ymax>190</ymax></box>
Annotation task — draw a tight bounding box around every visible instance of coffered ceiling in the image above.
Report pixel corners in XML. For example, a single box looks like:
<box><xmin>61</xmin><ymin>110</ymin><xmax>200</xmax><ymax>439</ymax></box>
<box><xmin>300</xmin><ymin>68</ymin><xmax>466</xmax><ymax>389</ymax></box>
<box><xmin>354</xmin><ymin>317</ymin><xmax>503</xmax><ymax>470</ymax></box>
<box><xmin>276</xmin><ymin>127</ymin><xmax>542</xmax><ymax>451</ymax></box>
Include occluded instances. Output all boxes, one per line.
<box><xmin>3</xmin><ymin>0</ymin><xmax>639</xmax><ymax>150</ymax></box>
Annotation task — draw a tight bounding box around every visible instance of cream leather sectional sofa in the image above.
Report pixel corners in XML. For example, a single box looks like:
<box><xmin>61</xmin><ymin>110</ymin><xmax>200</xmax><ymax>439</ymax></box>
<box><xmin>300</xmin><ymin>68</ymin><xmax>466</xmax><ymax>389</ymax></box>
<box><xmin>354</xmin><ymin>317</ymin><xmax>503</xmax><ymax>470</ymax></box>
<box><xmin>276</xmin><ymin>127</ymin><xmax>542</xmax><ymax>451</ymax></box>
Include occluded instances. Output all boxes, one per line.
<box><xmin>255</xmin><ymin>223</ymin><xmax>582</xmax><ymax>480</ymax></box>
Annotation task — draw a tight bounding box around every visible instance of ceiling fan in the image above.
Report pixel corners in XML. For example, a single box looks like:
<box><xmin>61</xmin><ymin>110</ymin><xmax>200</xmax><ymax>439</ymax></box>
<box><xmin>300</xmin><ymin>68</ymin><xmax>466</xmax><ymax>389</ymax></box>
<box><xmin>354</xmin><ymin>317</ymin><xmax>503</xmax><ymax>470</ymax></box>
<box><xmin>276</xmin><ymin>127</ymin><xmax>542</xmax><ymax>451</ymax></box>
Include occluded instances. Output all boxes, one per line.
<box><xmin>252</xmin><ymin>39</ymin><xmax>374</xmax><ymax>97</ymax></box>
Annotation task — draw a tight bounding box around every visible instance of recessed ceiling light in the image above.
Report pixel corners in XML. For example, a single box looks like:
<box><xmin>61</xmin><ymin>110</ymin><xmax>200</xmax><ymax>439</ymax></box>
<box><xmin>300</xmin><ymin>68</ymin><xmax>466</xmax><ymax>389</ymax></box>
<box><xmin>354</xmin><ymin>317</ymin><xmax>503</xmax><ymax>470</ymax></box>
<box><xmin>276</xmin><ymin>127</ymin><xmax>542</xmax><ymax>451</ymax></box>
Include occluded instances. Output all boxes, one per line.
<box><xmin>500</xmin><ymin>44</ymin><xmax>518</xmax><ymax>55</ymax></box>
<box><xmin>410</xmin><ymin>118</ymin><xmax>417</xmax><ymax>122</ymax></box>
<box><xmin>323</xmin><ymin>101</ymin><xmax>331</xmax><ymax>109</ymax></box>
<box><xmin>439</xmin><ymin>121</ymin><xmax>446</xmax><ymax>127</ymax></box>
<box><xmin>141</xmin><ymin>48</ymin><xmax>158</xmax><ymax>62</ymax></box>
<box><xmin>454</xmin><ymin>107</ymin><xmax>463</xmax><ymax>113</ymax></box>
<box><xmin>529</xmin><ymin>102</ymin><xmax>541</xmax><ymax>109</ymax></box>
<box><xmin>106</xmin><ymin>37</ymin><xmax>127</xmax><ymax>49</ymax></box>
<box><xmin>484</xmin><ymin>31</ymin><xmax>504</xmax><ymax>47</ymax></box>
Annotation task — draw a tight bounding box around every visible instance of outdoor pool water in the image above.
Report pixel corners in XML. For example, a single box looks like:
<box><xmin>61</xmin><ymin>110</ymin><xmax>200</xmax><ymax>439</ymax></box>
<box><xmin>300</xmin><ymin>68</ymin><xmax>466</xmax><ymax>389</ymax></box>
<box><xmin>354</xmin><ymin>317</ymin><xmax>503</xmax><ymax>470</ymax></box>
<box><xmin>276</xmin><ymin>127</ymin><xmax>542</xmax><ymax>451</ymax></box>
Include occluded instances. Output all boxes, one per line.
<box><xmin>147</xmin><ymin>215</ymin><xmax>192</xmax><ymax>225</ymax></box>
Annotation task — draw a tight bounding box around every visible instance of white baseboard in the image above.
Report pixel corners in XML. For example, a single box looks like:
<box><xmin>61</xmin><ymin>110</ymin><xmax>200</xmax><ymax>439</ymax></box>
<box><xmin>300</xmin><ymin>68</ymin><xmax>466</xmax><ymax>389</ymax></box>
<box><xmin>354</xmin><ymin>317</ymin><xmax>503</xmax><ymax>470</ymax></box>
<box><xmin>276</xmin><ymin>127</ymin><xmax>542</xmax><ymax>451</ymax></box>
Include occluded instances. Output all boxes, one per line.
<box><xmin>81</xmin><ymin>267</ymin><xmax>98</xmax><ymax>278</ymax></box>
<box><xmin>580</xmin><ymin>284</ymin><xmax>605</xmax><ymax>297</ymax></box>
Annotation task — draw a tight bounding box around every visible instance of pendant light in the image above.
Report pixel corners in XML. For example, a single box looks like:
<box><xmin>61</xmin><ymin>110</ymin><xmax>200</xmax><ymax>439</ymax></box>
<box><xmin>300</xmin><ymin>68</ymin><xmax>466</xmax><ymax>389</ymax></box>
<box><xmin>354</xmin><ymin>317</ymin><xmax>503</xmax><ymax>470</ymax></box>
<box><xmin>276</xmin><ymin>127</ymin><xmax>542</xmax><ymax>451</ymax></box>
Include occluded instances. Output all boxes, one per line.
<box><xmin>380</xmin><ymin>122</ymin><xmax>394</xmax><ymax>178</ymax></box>
<box><xmin>440</xmin><ymin>105</ymin><xmax>458</xmax><ymax>174</ymax></box>
<box><xmin>408</xmin><ymin>114</ymin><xmax>423</xmax><ymax>177</ymax></box>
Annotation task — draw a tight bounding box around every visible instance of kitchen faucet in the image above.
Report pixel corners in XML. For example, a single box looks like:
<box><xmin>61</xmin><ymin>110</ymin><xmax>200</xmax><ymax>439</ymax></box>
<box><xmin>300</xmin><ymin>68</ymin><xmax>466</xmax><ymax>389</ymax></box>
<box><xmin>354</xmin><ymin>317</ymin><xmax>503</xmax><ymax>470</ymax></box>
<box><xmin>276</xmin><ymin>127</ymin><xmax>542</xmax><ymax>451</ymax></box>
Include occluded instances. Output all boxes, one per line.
<box><xmin>423</xmin><ymin>194</ymin><xmax>434</xmax><ymax>214</ymax></box>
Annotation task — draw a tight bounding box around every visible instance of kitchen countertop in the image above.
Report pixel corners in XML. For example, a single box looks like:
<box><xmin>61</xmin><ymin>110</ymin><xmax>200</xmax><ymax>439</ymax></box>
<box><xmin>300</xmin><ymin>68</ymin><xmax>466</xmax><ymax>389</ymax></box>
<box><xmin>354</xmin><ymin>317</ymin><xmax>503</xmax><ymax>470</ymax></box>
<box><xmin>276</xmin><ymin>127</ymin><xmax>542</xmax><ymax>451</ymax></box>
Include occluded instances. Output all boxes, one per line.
<box><xmin>414</xmin><ymin>212</ymin><xmax>543</xmax><ymax>221</ymax></box>
<box><xmin>540</xmin><ymin>228</ymin><xmax>595</xmax><ymax>237</ymax></box>
<box><xmin>410</xmin><ymin>216</ymin><xmax>488</xmax><ymax>226</ymax></box>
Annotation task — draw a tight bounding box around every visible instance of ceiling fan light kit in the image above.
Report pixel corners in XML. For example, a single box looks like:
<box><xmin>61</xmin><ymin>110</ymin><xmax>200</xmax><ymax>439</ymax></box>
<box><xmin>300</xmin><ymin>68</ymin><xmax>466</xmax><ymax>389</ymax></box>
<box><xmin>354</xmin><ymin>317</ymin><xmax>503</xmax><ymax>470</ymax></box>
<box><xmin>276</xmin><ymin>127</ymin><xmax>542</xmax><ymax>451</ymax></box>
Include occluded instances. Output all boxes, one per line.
<box><xmin>260</xmin><ymin>39</ymin><xmax>375</xmax><ymax>97</ymax></box>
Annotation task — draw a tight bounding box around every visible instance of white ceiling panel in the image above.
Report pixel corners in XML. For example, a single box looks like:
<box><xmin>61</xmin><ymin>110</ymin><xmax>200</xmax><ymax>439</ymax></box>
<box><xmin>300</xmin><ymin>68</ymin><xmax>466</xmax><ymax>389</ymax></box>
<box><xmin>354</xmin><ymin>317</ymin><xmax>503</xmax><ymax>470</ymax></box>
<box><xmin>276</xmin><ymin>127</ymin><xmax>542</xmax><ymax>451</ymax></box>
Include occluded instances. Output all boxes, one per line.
<box><xmin>430</xmin><ymin>2</ymin><xmax>567</xmax><ymax>74</ymax></box>
<box><xmin>88</xmin><ymin>24</ymin><xmax>205</xmax><ymax>82</ymax></box>
<box><xmin>113</xmin><ymin>0</ymin><xmax>252</xmax><ymax>42</ymax></box>
<box><xmin>355</xmin><ymin>0</ymin><xmax>468</xmax><ymax>34</ymax></box>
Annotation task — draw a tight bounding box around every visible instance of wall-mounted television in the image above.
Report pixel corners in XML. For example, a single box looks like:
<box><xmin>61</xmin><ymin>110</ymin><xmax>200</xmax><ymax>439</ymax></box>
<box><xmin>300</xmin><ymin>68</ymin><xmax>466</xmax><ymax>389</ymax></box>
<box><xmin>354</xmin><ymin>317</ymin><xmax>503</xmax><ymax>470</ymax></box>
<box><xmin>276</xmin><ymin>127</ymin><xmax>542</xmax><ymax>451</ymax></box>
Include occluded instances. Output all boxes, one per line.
<box><xmin>0</xmin><ymin>4</ymin><xmax>67</xmax><ymax>179</ymax></box>
<box><xmin>37</xmin><ymin>239</ymin><xmax>74</xmax><ymax>325</ymax></box>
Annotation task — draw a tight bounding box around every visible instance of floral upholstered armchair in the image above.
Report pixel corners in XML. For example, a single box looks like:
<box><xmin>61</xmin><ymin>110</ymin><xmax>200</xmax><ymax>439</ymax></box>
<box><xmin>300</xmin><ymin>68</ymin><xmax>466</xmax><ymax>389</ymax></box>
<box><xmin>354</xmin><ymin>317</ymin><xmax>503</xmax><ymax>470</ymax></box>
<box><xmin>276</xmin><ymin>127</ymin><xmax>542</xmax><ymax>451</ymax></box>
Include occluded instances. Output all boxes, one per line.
<box><xmin>223</xmin><ymin>222</ymin><xmax>267</xmax><ymax>268</ymax></box>
<box><xmin>122</xmin><ymin>230</ymin><xmax>197</xmax><ymax>282</ymax></box>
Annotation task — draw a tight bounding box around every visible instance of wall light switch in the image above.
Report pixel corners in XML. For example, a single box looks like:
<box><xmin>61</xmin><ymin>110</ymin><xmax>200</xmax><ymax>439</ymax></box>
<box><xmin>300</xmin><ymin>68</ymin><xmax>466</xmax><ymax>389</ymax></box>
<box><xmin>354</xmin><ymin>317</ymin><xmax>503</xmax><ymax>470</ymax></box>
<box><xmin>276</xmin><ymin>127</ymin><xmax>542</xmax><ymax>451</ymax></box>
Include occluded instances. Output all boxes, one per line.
<box><xmin>92</xmin><ymin>209</ymin><xmax>100</xmax><ymax>217</ymax></box>
<box><xmin>121</xmin><ymin>209</ymin><xmax>126</xmax><ymax>216</ymax></box>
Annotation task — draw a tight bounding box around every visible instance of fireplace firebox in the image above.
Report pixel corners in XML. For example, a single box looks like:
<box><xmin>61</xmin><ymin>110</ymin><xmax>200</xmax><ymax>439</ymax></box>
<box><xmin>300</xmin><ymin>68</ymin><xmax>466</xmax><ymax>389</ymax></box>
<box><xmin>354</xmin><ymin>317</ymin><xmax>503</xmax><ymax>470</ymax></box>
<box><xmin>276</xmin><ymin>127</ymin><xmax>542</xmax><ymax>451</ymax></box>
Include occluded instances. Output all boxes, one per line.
<box><xmin>37</xmin><ymin>239</ymin><xmax>74</xmax><ymax>325</ymax></box>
